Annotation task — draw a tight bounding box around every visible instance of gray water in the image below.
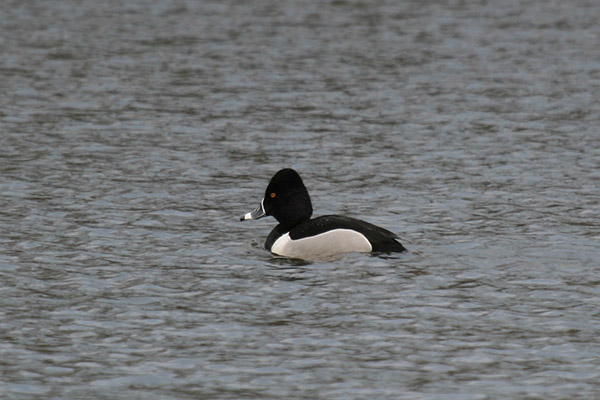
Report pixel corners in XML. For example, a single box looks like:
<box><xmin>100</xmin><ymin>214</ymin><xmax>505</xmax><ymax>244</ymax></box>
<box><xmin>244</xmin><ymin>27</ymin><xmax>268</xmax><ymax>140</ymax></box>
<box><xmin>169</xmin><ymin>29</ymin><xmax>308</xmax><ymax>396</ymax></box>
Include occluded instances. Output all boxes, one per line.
<box><xmin>1</xmin><ymin>1</ymin><xmax>599</xmax><ymax>399</ymax></box>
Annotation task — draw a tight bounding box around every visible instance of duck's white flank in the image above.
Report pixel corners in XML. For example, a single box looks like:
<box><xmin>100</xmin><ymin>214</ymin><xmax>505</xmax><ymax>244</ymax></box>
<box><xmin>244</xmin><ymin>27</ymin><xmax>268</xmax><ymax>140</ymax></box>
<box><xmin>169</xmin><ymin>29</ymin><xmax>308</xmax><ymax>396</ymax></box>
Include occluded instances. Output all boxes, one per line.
<box><xmin>271</xmin><ymin>229</ymin><xmax>372</xmax><ymax>258</ymax></box>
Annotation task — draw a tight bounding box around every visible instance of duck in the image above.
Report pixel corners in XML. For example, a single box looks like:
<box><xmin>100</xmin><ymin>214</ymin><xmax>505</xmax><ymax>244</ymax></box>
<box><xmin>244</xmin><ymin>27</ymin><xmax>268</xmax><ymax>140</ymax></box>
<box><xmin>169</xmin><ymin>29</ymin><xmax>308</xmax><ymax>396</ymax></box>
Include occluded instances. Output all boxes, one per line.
<box><xmin>240</xmin><ymin>168</ymin><xmax>406</xmax><ymax>259</ymax></box>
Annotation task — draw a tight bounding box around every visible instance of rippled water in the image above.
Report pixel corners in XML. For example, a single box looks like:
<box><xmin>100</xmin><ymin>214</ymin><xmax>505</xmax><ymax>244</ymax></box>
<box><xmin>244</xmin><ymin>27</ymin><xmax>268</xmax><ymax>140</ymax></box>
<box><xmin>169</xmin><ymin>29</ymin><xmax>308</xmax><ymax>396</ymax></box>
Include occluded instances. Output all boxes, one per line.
<box><xmin>1</xmin><ymin>1</ymin><xmax>599</xmax><ymax>398</ymax></box>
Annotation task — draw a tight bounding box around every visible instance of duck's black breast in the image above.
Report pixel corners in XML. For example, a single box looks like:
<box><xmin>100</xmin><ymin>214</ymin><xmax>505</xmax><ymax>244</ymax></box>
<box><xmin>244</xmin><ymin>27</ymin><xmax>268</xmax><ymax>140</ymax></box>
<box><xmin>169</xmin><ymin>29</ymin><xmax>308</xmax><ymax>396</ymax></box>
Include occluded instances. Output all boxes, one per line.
<box><xmin>284</xmin><ymin>215</ymin><xmax>406</xmax><ymax>253</ymax></box>
<box><xmin>265</xmin><ymin>224</ymin><xmax>286</xmax><ymax>251</ymax></box>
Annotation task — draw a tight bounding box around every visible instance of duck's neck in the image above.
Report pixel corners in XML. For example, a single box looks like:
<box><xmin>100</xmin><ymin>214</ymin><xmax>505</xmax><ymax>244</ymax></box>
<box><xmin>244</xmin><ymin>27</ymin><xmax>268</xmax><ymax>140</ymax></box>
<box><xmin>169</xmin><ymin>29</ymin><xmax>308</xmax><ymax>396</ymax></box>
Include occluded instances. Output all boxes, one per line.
<box><xmin>273</xmin><ymin>190</ymin><xmax>313</xmax><ymax>231</ymax></box>
<box><xmin>278</xmin><ymin>216</ymin><xmax>310</xmax><ymax>233</ymax></box>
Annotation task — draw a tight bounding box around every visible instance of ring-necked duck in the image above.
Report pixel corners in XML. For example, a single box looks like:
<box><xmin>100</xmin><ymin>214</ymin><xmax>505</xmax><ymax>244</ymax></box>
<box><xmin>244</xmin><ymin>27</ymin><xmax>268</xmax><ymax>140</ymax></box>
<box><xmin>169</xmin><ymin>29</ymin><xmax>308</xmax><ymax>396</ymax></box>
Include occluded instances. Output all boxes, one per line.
<box><xmin>241</xmin><ymin>168</ymin><xmax>406</xmax><ymax>259</ymax></box>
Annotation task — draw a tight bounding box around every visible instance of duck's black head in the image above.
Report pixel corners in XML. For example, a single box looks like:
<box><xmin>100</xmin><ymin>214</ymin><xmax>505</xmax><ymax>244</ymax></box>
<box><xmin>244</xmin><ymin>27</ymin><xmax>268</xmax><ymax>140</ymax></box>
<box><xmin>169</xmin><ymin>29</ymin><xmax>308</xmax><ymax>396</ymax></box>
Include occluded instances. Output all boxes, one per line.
<box><xmin>241</xmin><ymin>168</ymin><xmax>313</xmax><ymax>230</ymax></box>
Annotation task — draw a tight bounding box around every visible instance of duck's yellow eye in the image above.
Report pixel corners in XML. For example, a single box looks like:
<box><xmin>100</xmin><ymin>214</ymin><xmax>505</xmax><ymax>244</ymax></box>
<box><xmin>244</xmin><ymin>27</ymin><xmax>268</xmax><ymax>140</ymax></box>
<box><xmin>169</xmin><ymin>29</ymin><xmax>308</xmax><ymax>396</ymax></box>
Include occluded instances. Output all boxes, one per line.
<box><xmin>270</xmin><ymin>192</ymin><xmax>276</xmax><ymax>198</ymax></box>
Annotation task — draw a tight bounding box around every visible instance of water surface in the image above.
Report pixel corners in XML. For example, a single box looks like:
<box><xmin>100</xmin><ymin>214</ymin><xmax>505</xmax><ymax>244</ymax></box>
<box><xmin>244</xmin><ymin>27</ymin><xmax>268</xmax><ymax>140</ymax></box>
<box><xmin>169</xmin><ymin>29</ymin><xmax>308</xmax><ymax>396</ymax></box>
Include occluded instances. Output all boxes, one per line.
<box><xmin>1</xmin><ymin>1</ymin><xmax>599</xmax><ymax>399</ymax></box>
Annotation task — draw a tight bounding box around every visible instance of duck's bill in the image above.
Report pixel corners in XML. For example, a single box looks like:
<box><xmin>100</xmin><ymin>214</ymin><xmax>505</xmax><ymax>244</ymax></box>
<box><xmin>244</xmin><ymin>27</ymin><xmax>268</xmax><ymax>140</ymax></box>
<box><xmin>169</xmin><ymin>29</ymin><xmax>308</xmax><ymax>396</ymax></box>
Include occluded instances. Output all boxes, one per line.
<box><xmin>240</xmin><ymin>199</ymin><xmax>266</xmax><ymax>221</ymax></box>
